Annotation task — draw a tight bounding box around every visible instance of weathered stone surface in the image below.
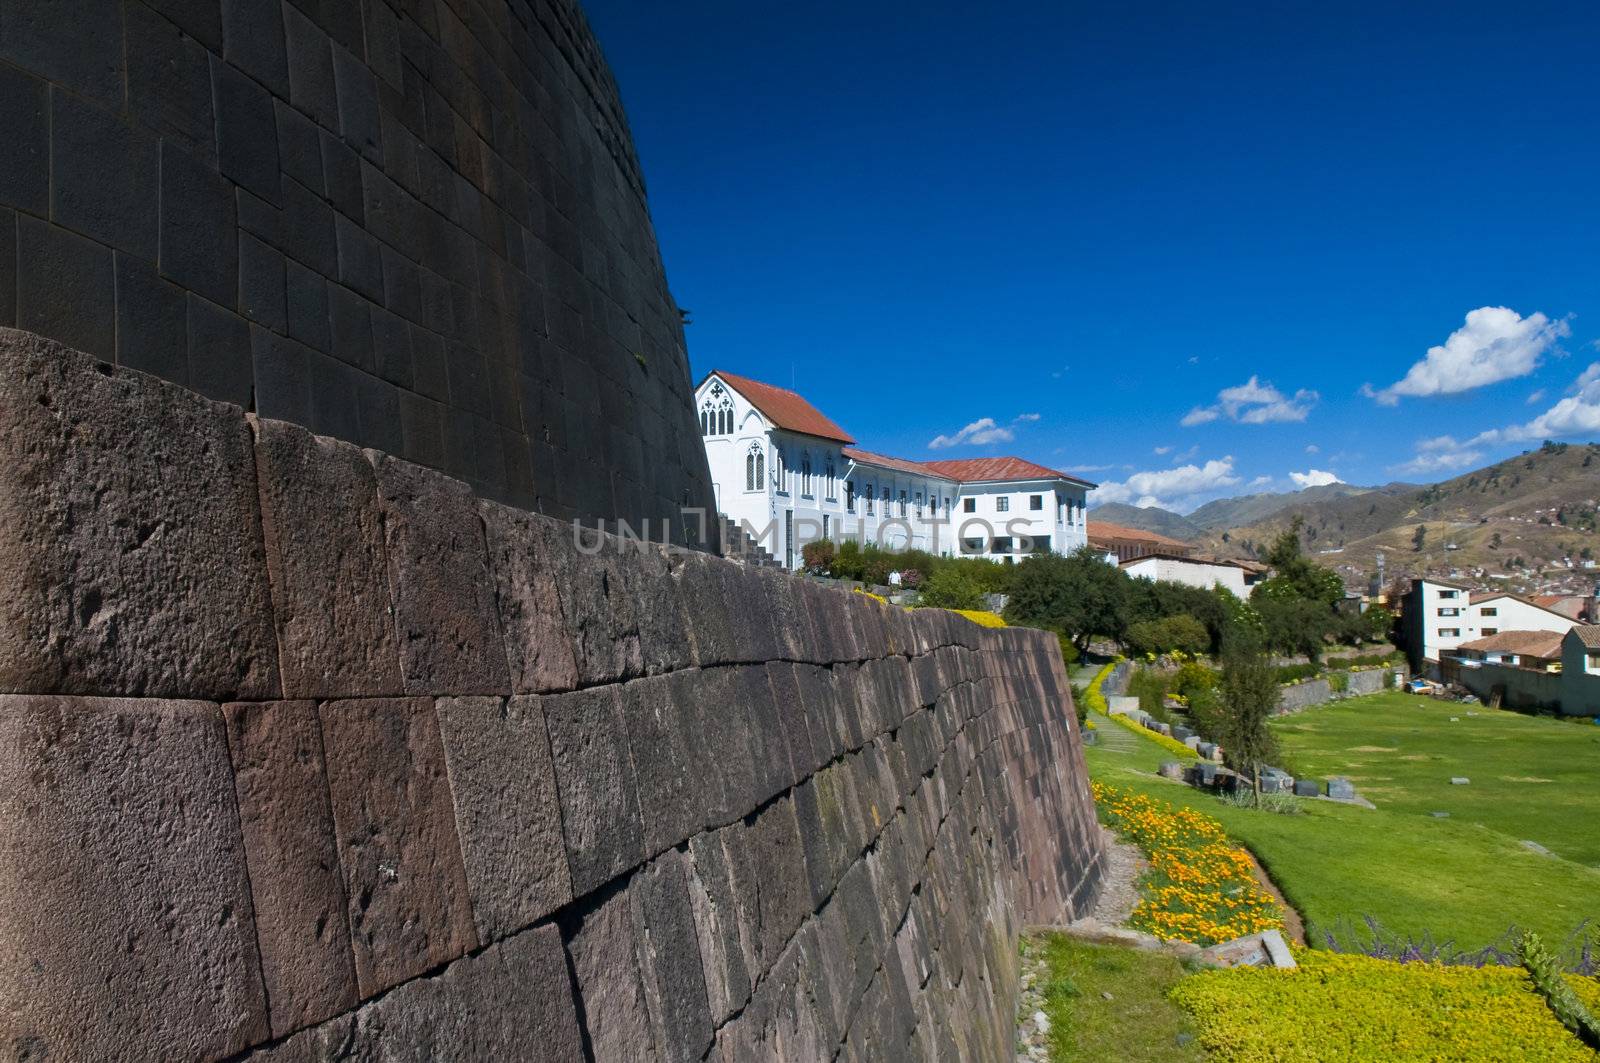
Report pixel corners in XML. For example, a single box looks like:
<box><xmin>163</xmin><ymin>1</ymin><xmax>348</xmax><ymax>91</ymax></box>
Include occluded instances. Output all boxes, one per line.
<box><xmin>320</xmin><ymin>696</ymin><xmax>478</xmax><ymax>997</ymax></box>
<box><xmin>224</xmin><ymin>700</ymin><xmax>357</xmax><ymax>1036</ymax></box>
<box><xmin>479</xmin><ymin>500</ymin><xmax>580</xmax><ymax>694</ymax></box>
<box><xmin>723</xmin><ymin>794</ymin><xmax>813</xmax><ymax>977</ymax></box>
<box><xmin>254</xmin><ymin>417</ymin><xmax>402</xmax><ymax>698</ymax></box>
<box><xmin>0</xmin><ymin>328</ymin><xmax>280</xmax><ymax>699</ymax></box>
<box><xmin>618</xmin><ymin>675</ymin><xmax>705</xmax><ymax>856</ymax></box>
<box><xmin>736</xmin><ymin>663</ymin><xmax>797</xmax><ymax>803</ymax></box>
<box><xmin>565</xmin><ymin>884</ymin><xmax>661</xmax><ymax>1062</ymax></box>
<box><xmin>629</xmin><ymin>850</ymin><xmax>715</xmax><ymax>1063</ymax></box>
<box><xmin>685</xmin><ymin>831</ymin><xmax>755</xmax><ymax>1025</ymax></box>
<box><xmin>435</xmin><ymin>695</ymin><xmax>573</xmax><ymax>943</ymax></box>
<box><xmin>537</xmin><ymin>520</ymin><xmax>645</xmax><ymax>684</ymax></box>
<box><xmin>671</xmin><ymin>666</ymin><xmax>758</xmax><ymax>827</ymax></box>
<box><xmin>368</xmin><ymin>453</ymin><xmax>510</xmax><ymax>695</ymax></box>
<box><xmin>542</xmin><ymin>685</ymin><xmax>646</xmax><ymax>894</ymax></box>
<box><xmin>258</xmin><ymin>924</ymin><xmax>584</xmax><ymax>1062</ymax></box>
<box><xmin>0</xmin><ymin>695</ymin><xmax>267</xmax><ymax>1061</ymax></box>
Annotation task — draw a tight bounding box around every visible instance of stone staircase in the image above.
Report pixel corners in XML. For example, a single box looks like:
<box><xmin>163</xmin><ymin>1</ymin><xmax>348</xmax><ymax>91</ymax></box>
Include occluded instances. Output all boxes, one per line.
<box><xmin>718</xmin><ymin>516</ymin><xmax>782</xmax><ymax>568</ymax></box>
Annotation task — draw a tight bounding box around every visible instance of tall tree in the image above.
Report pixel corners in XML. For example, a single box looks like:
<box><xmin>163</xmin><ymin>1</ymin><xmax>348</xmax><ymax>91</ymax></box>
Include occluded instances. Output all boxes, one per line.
<box><xmin>1003</xmin><ymin>547</ymin><xmax>1129</xmax><ymax>653</ymax></box>
<box><xmin>1218</xmin><ymin>644</ymin><xmax>1281</xmax><ymax>806</ymax></box>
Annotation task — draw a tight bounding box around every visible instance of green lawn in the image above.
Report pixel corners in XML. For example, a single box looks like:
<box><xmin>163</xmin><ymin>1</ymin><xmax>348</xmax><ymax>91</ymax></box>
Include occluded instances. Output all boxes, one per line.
<box><xmin>1084</xmin><ymin>694</ymin><xmax>1600</xmax><ymax>953</ymax></box>
<box><xmin>1273</xmin><ymin>692</ymin><xmax>1600</xmax><ymax>866</ymax></box>
<box><xmin>1025</xmin><ymin>933</ymin><xmax>1203</xmax><ymax>1062</ymax></box>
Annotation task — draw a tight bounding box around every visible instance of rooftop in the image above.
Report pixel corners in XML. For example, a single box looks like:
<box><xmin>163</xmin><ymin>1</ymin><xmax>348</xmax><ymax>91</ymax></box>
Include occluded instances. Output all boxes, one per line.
<box><xmin>1457</xmin><ymin>630</ymin><xmax>1567</xmax><ymax>658</ymax></box>
<box><xmin>922</xmin><ymin>456</ymin><xmax>1094</xmax><ymax>487</ymax></box>
<box><xmin>706</xmin><ymin>370</ymin><xmax>855</xmax><ymax>444</ymax></box>
<box><xmin>1086</xmin><ymin>520</ymin><xmax>1193</xmax><ymax>551</ymax></box>
<box><xmin>842</xmin><ymin>447</ymin><xmax>946</xmax><ymax>479</ymax></box>
<box><xmin>1571</xmin><ymin>625</ymin><xmax>1600</xmax><ymax>649</ymax></box>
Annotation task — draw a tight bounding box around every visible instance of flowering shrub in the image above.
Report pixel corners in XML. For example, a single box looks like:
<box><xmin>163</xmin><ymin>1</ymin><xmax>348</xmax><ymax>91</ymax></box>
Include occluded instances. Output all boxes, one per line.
<box><xmin>852</xmin><ymin>587</ymin><xmax>887</xmax><ymax>604</ymax></box>
<box><xmin>1170</xmin><ymin>949</ymin><xmax>1600</xmax><ymax>1061</ymax></box>
<box><xmin>1106</xmin><ymin>711</ymin><xmax>1198</xmax><ymax>760</ymax></box>
<box><xmin>1092</xmin><ymin>783</ymin><xmax>1282</xmax><ymax>945</ymax></box>
<box><xmin>1081</xmin><ymin>658</ymin><xmax>1119</xmax><ymax>715</ymax></box>
<box><xmin>948</xmin><ymin>609</ymin><xmax>1006</xmax><ymax>628</ymax></box>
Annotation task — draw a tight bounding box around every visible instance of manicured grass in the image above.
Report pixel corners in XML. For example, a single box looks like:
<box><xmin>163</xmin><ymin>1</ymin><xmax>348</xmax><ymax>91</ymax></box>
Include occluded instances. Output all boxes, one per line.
<box><xmin>1271</xmin><ymin>691</ymin><xmax>1600</xmax><ymax>866</ymax></box>
<box><xmin>1085</xmin><ymin>698</ymin><xmax>1600</xmax><ymax>953</ymax></box>
<box><xmin>1024</xmin><ymin>933</ymin><xmax>1203</xmax><ymax>1062</ymax></box>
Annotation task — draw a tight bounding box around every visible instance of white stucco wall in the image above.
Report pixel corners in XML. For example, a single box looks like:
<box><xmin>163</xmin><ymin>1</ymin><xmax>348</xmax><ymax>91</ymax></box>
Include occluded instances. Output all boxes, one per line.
<box><xmin>1122</xmin><ymin>556</ymin><xmax>1249</xmax><ymax>598</ymax></box>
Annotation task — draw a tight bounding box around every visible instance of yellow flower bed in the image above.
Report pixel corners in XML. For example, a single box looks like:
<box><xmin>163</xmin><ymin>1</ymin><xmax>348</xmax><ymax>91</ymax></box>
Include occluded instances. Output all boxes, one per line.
<box><xmin>1081</xmin><ymin>658</ymin><xmax>1119</xmax><ymax>715</ymax></box>
<box><xmin>949</xmin><ymin>609</ymin><xmax>1006</xmax><ymax>628</ymax></box>
<box><xmin>852</xmin><ymin>587</ymin><xmax>887</xmax><ymax>604</ymax></box>
<box><xmin>1093</xmin><ymin>783</ymin><xmax>1282</xmax><ymax>946</ymax></box>
<box><xmin>1106</xmin><ymin>710</ymin><xmax>1199</xmax><ymax>760</ymax></box>
<box><xmin>1171</xmin><ymin>950</ymin><xmax>1600</xmax><ymax>1061</ymax></box>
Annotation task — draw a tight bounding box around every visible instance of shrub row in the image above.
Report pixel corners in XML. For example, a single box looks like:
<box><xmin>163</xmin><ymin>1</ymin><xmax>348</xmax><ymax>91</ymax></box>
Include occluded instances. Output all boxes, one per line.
<box><xmin>1106</xmin><ymin>711</ymin><xmax>1199</xmax><ymax>761</ymax></box>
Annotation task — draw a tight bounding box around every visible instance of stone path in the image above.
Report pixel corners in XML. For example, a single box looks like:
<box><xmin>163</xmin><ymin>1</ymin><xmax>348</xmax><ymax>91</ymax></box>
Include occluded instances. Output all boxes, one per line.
<box><xmin>1088</xmin><ymin>712</ymin><xmax>1143</xmax><ymax>754</ymax></box>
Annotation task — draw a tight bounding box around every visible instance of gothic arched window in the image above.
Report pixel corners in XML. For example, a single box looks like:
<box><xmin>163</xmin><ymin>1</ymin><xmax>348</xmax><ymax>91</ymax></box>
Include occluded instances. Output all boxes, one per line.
<box><xmin>801</xmin><ymin>454</ymin><xmax>813</xmax><ymax>497</ymax></box>
<box><xmin>746</xmin><ymin>442</ymin><xmax>765</xmax><ymax>491</ymax></box>
<box><xmin>701</xmin><ymin>381</ymin><xmax>733</xmax><ymax>437</ymax></box>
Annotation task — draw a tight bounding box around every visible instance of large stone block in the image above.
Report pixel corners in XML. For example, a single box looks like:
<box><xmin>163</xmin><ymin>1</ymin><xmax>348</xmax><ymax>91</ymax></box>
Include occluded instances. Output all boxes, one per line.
<box><xmin>617</xmin><ymin>675</ymin><xmax>705</xmax><ymax>857</ymax></box>
<box><xmin>685</xmin><ymin>831</ymin><xmax>754</xmax><ymax>1026</ymax></box>
<box><xmin>542</xmin><ymin>685</ymin><xmax>646</xmax><ymax>895</ymax></box>
<box><xmin>434</xmin><ymin>694</ymin><xmax>572</xmax><ymax>943</ymax></box>
<box><xmin>565</xmin><ymin>884</ymin><xmax>661</xmax><ymax>1062</ymax></box>
<box><xmin>0</xmin><ymin>329</ymin><xmax>281</xmax><ymax>699</ymax></box>
<box><xmin>258</xmin><ymin>924</ymin><xmax>584</xmax><ymax>1062</ymax></box>
<box><xmin>254</xmin><ymin>418</ymin><xmax>403</xmax><ymax>698</ymax></box>
<box><xmin>629</xmin><ymin>850</ymin><xmax>715</xmax><ymax>1063</ymax></box>
<box><xmin>537</xmin><ymin>520</ymin><xmax>645</xmax><ymax>684</ymax></box>
<box><xmin>223</xmin><ymin>700</ymin><xmax>358</xmax><ymax>1036</ymax></box>
<box><xmin>368</xmin><ymin>453</ymin><xmax>510</xmax><ymax>695</ymax></box>
<box><xmin>478</xmin><ymin>500</ymin><xmax>579</xmax><ymax>694</ymax></box>
<box><xmin>669</xmin><ymin>666</ymin><xmax>758</xmax><ymax>826</ymax></box>
<box><xmin>320</xmin><ymin>696</ymin><xmax>478</xmax><ymax>997</ymax></box>
<box><xmin>722</xmin><ymin>795</ymin><xmax>812</xmax><ymax>978</ymax></box>
<box><xmin>0</xmin><ymin>695</ymin><xmax>267</xmax><ymax>1061</ymax></box>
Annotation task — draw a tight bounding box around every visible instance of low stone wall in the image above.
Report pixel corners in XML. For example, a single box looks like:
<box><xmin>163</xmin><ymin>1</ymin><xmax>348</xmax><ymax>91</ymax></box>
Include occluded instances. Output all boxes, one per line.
<box><xmin>0</xmin><ymin>331</ymin><xmax>1103</xmax><ymax>1061</ymax></box>
<box><xmin>1277</xmin><ymin>668</ymin><xmax>1390</xmax><ymax>712</ymax></box>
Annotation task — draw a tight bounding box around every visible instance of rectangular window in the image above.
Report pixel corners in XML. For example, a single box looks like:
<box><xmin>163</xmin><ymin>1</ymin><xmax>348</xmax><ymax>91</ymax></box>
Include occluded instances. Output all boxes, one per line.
<box><xmin>845</xmin><ymin>482</ymin><xmax>855</xmax><ymax>512</ymax></box>
<box><xmin>1589</xmin><ymin>652</ymin><xmax>1600</xmax><ymax>672</ymax></box>
<box><xmin>962</xmin><ymin>537</ymin><xmax>985</xmax><ymax>555</ymax></box>
<box><xmin>823</xmin><ymin>515</ymin><xmax>830</xmax><ymax>540</ymax></box>
<box><xmin>1029</xmin><ymin>534</ymin><xmax>1051</xmax><ymax>553</ymax></box>
<box><xmin>991</xmin><ymin>536</ymin><xmax>1014</xmax><ymax>553</ymax></box>
<box><xmin>898</xmin><ymin>491</ymin><xmax>907</xmax><ymax>516</ymax></box>
<box><xmin>1481</xmin><ymin>628</ymin><xmax>1498</xmax><ymax>636</ymax></box>
<box><xmin>963</xmin><ymin>498</ymin><xmax>976</xmax><ymax>513</ymax></box>
<box><xmin>996</xmin><ymin>497</ymin><xmax>1010</xmax><ymax>512</ymax></box>
<box><xmin>1438</xmin><ymin>607</ymin><xmax>1460</xmax><ymax>617</ymax></box>
<box><xmin>1480</xmin><ymin>607</ymin><xmax>1498</xmax><ymax>617</ymax></box>
<box><xmin>1438</xmin><ymin>628</ymin><xmax>1461</xmax><ymax>638</ymax></box>
<box><xmin>1439</xmin><ymin>589</ymin><xmax>1458</xmax><ymax>599</ymax></box>
<box><xmin>1030</xmin><ymin>494</ymin><xmax>1043</xmax><ymax>511</ymax></box>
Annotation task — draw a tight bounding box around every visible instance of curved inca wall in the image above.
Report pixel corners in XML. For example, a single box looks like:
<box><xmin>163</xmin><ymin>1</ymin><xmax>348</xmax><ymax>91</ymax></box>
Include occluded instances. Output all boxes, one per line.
<box><xmin>0</xmin><ymin>331</ymin><xmax>1104</xmax><ymax>1061</ymax></box>
<box><xmin>0</xmin><ymin>0</ymin><xmax>715</xmax><ymax>536</ymax></box>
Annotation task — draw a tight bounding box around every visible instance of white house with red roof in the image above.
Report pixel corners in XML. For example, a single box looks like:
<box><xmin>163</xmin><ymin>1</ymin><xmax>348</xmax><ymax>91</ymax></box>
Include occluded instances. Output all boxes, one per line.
<box><xmin>695</xmin><ymin>371</ymin><xmax>1093</xmax><ymax>569</ymax></box>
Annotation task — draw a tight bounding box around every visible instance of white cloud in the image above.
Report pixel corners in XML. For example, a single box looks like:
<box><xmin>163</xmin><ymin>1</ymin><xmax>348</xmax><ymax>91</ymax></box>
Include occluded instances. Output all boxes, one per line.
<box><xmin>1182</xmin><ymin>376</ymin><xmax>1318</xmax><ymax>427</ymax></box>
<box><xmin>1466</xmin><ymin>361</ymin><xmax>1600</xmax><ymax>445</ymax></box>
<box><xmin>1249</xmin><ymin>475</ymin><xmax>1274</xmax><ymax>487</ymax></box>
<box><xmin>1092</xmin><ymin>457</ymin><xmax>1242</xmax><ymax>512</ymax></box>
<box><xmin>1064</xmin><ymin>463</ymin><xmax>1115</xmax><ymax>474</ymax></box>
<box><xmin>1390</xmin><ymin>448</ymin><xmax>1484</xmax><ymax>477</ymax></box>
<box><xmin>1014</xmin><ymin>412</ymin><xmax>1041</xmax><ymax>423</ymax></box>
<box><xmin>1153</xmin><ymin>445</ymin><xmax>1172</xmax><ymax>455</ymax></box>
<box><xmin>1289</xmin><ymin>469</ymin><xmax>1342</xmax><ymax>489</ymax></box>
<box><xmin>1305</xmin><ymin>444</ymin><xmax>1320</xmax><ymax>454</ymax></box>
<box><xmin>1526</xmin><ymin>389</ymin><xmax>1547</xmax><ymax>405</ymax></box>
<box><xmin>1367</xmin><ymin>306</ymin><xmax>1569</xmax><ymax>405</ymax></box>
<box><xmin>928</xmin><ymin>417</ymin><xmax>1014</xmax><ymax>449</ymax></box>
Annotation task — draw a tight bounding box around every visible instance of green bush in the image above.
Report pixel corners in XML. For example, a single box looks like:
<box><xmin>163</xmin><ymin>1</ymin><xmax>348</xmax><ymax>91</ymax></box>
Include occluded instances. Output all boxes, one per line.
<box><xmin>1172</xmin><ymin>661</ymin><xmax>1219</xmax><ymax>701</ymax></box>
<box><xmin>916</xmin><ymin>565</ymin><xmax>985</xmax><ymax>610</ymax></box>
<box><xmin>801</xmin><ymin>538</ymin><xmax>835</xmax><ymax>572</ymax></box>
<box><xmin>1126</xmin><ymin>614</ymin><xmax>1210</xmax><ymax>657</ymax></box>
<box><xmin>1128</xmin><ymin>667</ymin><xmax>1171</xmax><ymax>722</ymax></box>
<box><xmin>1520</xmin><ymin>931</ymin><xmax>1600</xmax><ymax>1050</ymax></box>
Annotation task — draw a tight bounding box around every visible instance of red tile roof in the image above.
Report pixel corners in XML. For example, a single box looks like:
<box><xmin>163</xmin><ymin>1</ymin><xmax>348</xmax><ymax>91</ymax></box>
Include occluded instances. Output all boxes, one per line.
<box><xmin>1458</xmin><ymin>630</ymin><xmax>1567</xmax><ymax>658</ymax></box>
<box><xmin>706</xmin><ymin>370</ymin><xmax>855</xmax><ymax>444</ymax></box>
<box><xmin>921</xmin><ymin>456</ymin><xmax>1095</xmax><ymax>487</ymax></box>
<box><xmin>842</xmin><ymin>448</ymin><xmax>947</xmax><ymax>478</ymax></box>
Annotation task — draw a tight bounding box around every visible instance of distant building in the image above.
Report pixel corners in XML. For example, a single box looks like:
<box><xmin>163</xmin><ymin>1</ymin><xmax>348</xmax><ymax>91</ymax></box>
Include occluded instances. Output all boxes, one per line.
<box><xmin>1119</xmin><ymin>553</ymin><xmax>1263</xmax><ymax>598</ymax></box>
<box><xmin>694</xmin><ymin>371</ymin><xmax>1094</xmax><ymax>570</ymax></box>
<box><xmin>1403</xmin><ymin>577</ymin><xmax>1580</xmax><ymax>676</ymax></box>
<box><xmin>1533</xmin><ymin>593</ymin><xmax>1598</xmax><ymax>622</ymax></box>
<box><xmin>1087</xmin><ymin>520</ymin><xmax>1196</xmax><ymax>563</ymax></box>
<box><xmin>1448</xmin><ymin>625</ymin><xmax>1600</xmax><ymax>716</ymax></box>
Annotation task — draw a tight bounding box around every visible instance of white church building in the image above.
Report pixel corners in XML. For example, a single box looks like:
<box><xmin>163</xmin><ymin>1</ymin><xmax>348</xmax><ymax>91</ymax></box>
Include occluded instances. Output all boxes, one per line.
<box><xmin>696</xmin><ymin>370</ymin><xmax>1094</xmax><ymax>570</ymax></box>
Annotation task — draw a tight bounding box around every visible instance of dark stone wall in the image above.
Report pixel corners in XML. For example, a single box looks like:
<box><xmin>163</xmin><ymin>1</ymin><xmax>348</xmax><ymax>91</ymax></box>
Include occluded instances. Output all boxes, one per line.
<box><xmin>0</xmin><ymin>0</ymin><xmax>716</xmax><ymax>536</ymax></box>
<box><xmin>0</xmin><ymin>331</ymin><xmax>1104</xmax><ymax>1062</ymax></box>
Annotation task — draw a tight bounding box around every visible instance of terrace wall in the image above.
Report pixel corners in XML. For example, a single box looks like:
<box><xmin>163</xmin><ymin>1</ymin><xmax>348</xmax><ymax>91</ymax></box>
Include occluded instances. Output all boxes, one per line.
<box><xmin>0</xmin><ymin>330</ymin><xmax>1104</xmax><ymax>1061</ymax></box>
<box><xmin>0</xmin><ymin>0</ymin><xmax>716</xmax><ymax>538</ymax></box>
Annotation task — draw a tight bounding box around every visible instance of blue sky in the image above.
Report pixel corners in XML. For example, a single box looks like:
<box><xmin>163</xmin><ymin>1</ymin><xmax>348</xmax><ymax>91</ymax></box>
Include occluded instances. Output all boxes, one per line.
<box><xmin>584</xmin><ymin>1</ymin><xmax>1600</xmax><ymax>512</ymax></box>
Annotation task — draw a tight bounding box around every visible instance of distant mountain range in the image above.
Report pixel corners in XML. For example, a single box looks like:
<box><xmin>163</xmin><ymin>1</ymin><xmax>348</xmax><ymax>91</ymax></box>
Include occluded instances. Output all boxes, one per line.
<box><xmin>1090</xmin><ymin>442</ymin><xmax>1600</xmax><ymax>594</ymax></box>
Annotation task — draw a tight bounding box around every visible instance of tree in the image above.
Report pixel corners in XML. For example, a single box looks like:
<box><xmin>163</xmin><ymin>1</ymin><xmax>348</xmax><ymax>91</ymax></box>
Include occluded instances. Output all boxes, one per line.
<box><xmin>1218</xmin><ymin>645</ymin><xmax>1281</xmax><ymax>806</ymax></box>
<box><xmin>1256</xmin><ymin>596</ymin><xmax>1334</xmax><ymax>663</ymax></box>
<box><xmin>1255</xmin><ymin>518</ymin><xmax>1344</xmax><ymax>605</ymax></box>
<box><xmin>1125</xmin><ymin>614</ymin><xmax>1210</xmax><ymax>657</ymax></box>
<box><xmin>1003</xmin><ymin>547</ymin><xmax>1129</xmax><ymax>653</ymax></box>
<box><xmin>1412</xmin><ymin>524</ymin><xmax>1427</xmax><ymax>552</ymax></box>
<box><xmin>917</xmin><ymin>565</ymin><xmax>985</xmax><ymax>610</ymax></box>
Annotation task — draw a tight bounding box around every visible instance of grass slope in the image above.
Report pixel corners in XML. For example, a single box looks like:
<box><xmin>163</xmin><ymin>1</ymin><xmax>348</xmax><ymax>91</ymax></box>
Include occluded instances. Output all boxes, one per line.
<box><xmin>1084</xmin><ymin>697</ymin><xmax>1600</xmax><ymax>952</ymax></box>
<box><xmin>1274</xmin><ymin>693</ymin><xmax>1600</xmax><ymax>866</ymax></box>
<box><xmin>1025</xmin><ymin>934</ymin><xmax>1202</xmax><ymax>1062</ymax></box>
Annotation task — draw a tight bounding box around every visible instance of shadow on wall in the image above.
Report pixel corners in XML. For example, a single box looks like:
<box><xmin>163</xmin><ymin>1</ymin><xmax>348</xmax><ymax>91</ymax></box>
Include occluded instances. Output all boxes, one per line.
<box><xmin>0</xmin><ymin>0</ymin><xmax>716</xmax><ymax>536</ymax></box>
